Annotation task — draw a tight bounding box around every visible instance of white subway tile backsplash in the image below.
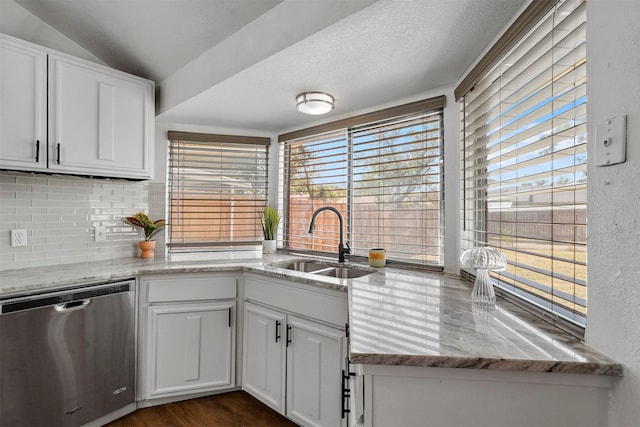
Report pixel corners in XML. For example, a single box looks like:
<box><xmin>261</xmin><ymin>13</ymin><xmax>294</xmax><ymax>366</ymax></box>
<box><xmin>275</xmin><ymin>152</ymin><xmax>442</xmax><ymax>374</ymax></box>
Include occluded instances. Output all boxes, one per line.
<box><xmin>20</xmin><ymin>192</ymin><xmax>47</xmax><ymax>201</ymax></box>
<box><xmin>3</xmin><ymin>199</ymin><xmax>31</xmax><ymax>207</ymax></box>
<box><xmin>31</xmin><ymin>185</ymin><xmax>51</xmax><ymax>193</ymax></box>
<box><xmin>0</xmin><ymin>207</ymin><xmax>16</xmax><ymax>216</ymax></box>
<box><xmin>47</xmin><ymin>193</ymin><xmax>76</xmax><ymax>201</ymax></box>
<box><xmin>1</xmin><ymin>260</ymin><xmax>29</xmax><ymax>270</ymax></box>
<box><xmin>0</xmin><ymin>171</ymin><xmax>154</xmax><ymax>270</ymax></box>
<box><xmin>1</xmin><ymin>191</ymin><xmax>16</xmax><ymax>199</ymax></box>
<box><xmin>15</xmin><ymin>176</ymin><xmax>48</xmax><ymax>185</ymax></box>
<box><xmin>2</xmin><ymin>183</ymin><xmax>31</xmax><ymax>192</ymax></box>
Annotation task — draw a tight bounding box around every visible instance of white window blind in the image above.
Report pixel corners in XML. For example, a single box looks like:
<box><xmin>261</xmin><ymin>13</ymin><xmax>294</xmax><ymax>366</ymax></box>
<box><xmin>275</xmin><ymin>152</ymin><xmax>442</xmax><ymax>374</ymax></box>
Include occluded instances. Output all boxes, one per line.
<box><xmin>168</xmin><ymin>132</ymin><xmax>269</xmax><ymax>251</ymax></box>
<box><xmin>460</xmin><ymin>0</ymin><xmax>587</xmax><ymax>327</ymax></box>
<box><xmin>285</xmin><ymin>129</ymin><xmax>349</xmax><ymax>254</ymax></box>
<box><xmin>282</xmin><ymin>109</ymin><xmax>444</xmax><ymax>266</ymax></box>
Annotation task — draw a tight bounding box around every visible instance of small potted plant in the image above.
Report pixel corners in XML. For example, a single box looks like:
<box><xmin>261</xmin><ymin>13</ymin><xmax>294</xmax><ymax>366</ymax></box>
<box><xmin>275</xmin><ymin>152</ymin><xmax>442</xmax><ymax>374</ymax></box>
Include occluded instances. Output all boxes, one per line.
<box><xmin>261</xmin><ymin>205</ymin><xmax>280</xmax><ymax>254</ymax></box>
<box><xmin>125</xmin><ymin>212</ymin><xmax>165</xmax><ymax>259</ymax></box>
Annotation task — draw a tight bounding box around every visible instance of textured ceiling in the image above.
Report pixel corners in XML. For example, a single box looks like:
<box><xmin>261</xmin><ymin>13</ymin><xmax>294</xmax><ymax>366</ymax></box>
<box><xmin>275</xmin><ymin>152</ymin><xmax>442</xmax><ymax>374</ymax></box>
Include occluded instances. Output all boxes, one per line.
<box><xmin>11</xmin><ymin>0</ymin><xmax>526</xmax><ymax>133</ymax></box>
<box><xmin>159</xmin><ymin>0</ymin><xmax>527</xmax><ymax>132</ymax></box>
<box><xmin>15</xmin><ymin>0</ymin><xmax>284</xmax><ymax>81</ymax></box>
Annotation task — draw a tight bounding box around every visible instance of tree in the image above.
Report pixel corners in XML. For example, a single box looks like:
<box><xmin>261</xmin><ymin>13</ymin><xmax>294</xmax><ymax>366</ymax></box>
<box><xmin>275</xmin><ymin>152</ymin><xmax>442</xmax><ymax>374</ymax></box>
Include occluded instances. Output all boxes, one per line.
<box><xmin>555</xmin><ymin>176</ymin><xmax>573</xmax><ymax>185</ymax></box>
<box><xmin>577</xmin><ymin>170</ymin><xmax>587</xmax><ymax>183</ymax></box>
<box><xmin>353</xmin><ymin>125</ymin><xmax>440</xmax><ymax>205</ymax></box>
<box><xmin>288</xmin><ymin>143</ymin><xmax>347</xmax><ymax>201</ymax></box>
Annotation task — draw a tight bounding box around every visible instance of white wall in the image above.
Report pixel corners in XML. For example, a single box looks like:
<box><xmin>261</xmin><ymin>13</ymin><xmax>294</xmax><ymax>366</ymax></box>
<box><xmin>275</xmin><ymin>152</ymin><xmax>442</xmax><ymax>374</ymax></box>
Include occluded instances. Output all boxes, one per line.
<box><xmin>0</xmin><ymin>0</ymin><xmax>104</xmax><ymax>64</ymax></box>
<box><xmin>442</xmin><ymin>88</ymin><xmax>460</xmax><ymax>275</ymax></box>
<box><xmin>585</xmin><ymin>1</ymin><xmax>640</xmax><ymax>425</ymax></box>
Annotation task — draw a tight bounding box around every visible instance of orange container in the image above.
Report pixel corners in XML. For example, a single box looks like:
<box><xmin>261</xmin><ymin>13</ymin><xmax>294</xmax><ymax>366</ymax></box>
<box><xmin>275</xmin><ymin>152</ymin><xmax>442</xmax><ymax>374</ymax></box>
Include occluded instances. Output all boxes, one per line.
<box><xmin>368</xmin><ymin>248</ymin><xmax>386</xmax><ymax>267</ymax></box>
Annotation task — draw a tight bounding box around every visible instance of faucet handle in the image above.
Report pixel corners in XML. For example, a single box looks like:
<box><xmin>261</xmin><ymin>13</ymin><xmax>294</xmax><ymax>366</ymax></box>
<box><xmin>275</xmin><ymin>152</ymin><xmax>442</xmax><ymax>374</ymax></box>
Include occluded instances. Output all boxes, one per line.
<box><xmin>344</xmin><ymin>241</ymin><xmax>351</xmax><ymax>254</ymax></box>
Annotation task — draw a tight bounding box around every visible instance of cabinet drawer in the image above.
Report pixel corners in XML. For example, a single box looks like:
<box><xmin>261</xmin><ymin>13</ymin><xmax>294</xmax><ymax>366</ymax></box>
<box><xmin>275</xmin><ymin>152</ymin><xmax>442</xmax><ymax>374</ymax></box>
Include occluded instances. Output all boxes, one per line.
<box><xmin>245</xmin><ymin>276</ymin><xmax>347</xmax><ymax>327</ymax></box>
<box><xmin>147</xmin><ymin>276</ymin><xmax>237</xmax><ymax>303</ymax></box>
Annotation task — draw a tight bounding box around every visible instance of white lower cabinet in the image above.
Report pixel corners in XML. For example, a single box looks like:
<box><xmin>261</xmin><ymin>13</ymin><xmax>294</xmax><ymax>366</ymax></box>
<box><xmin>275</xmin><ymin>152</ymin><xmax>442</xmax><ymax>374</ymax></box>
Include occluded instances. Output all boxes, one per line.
<box><xmin>354</xmin><ymin>365</ymin><xmax>612</xmax><ymax>427</ymax></box>
<box><xmin>243</xmin><ymin>303</ymin><xmax>286</xmax><ymax>412</ymax></box>
<box><xmin>243</xmin><ymin>275</ymin><xmax>348</xmax><ymax>427</ymax></box>
<box><xmin>139</xmin><ymin>274</ymin><xmax>237</xmax><ymax>401</ymax></box>
<box><xmin>148</xmin><ymin>301</ymin><xmax>235</xmax><ymax>397</ymax></box>
<box><xmin>286</xmin><ymin>315</ymin><xmax>345</xmax><ymax>427</ymax></box>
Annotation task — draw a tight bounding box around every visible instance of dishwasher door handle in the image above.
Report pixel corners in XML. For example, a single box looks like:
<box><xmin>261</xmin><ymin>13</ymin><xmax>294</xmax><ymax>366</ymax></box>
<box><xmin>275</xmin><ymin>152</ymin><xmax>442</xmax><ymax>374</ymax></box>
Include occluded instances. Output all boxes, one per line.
<box><xmin>54</xmin><ymin>299</ymin><xmax>91</xmax><ymax>312</ymax></box>
<box><xmin>0</xmin><ymin>281</ymin><xmax>132</xmax><ymax>315</ymax></box>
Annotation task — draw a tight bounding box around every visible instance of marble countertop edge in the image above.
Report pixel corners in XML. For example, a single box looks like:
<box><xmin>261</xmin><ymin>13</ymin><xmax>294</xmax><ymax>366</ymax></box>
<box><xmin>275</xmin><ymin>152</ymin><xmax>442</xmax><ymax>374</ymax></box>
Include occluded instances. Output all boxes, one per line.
<box><xmin>350</xmin><ymin>353</ymin><xmax>623</xmax><ymax>376</ymax></box>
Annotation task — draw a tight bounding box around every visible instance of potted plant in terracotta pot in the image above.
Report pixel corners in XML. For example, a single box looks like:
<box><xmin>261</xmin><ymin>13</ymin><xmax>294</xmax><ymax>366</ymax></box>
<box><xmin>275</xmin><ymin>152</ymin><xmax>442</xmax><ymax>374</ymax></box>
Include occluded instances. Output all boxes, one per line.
<box><xmin>125</xmin><ymin>212</ymin><xmax>165</xmax><ymax>259</ymax></box>
<box><xmin>261</xmin><ymin>205</ymin><xmax>280</xmax><ymax>254</ymax></box>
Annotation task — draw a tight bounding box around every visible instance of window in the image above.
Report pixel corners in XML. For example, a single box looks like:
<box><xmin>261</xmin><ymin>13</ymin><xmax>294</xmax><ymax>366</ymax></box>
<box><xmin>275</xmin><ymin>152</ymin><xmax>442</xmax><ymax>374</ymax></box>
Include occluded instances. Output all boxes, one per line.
<box><xmin>279</xmin><ymin>97</ymin><xmax>444</xmax><ymax>266</ymax></box>
<box><xmin>167</xmin><ymin>131</ymin><xmax>269</xmax><ymax>252</ymax></box>
<box><xmin>458</xmin><ymin>0</ymin><xmax>587</xmax><ymax>329</ymax></box>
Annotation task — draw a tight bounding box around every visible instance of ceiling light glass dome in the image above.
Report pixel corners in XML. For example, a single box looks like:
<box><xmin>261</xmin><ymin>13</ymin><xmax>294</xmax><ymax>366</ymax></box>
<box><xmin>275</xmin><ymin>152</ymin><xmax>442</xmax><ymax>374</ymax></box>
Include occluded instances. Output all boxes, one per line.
<box><xmin>296</xmin><ymin>92</ymin><xmax>334</xmax><ymax>115</ymax></box>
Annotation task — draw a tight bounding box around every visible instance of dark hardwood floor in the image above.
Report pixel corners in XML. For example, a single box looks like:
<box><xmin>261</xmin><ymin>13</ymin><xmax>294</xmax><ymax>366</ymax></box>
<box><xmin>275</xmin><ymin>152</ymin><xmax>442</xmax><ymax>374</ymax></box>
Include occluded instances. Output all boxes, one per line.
<box><xmin>106</xmin><ymin>391</ymin><xmax>298</xmax><ymax>427</ymax></box>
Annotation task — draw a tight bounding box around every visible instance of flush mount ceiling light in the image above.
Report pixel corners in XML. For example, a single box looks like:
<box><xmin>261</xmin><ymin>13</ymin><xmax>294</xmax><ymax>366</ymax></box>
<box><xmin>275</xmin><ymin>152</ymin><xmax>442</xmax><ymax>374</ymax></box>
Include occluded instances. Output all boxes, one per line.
<box><xmin>296</xmin><ymin>92</ymin><xmax>334</xmax><ymax>115</ymax></box>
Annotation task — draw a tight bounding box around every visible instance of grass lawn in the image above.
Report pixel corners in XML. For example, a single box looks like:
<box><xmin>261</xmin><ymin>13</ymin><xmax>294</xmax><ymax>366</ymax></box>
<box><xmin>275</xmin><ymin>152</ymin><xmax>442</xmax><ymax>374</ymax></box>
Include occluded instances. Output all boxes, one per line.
<box><xmin>490</xmin><ymin>245</ymin><xmax>586</xmax><ymax>316</ymax></box>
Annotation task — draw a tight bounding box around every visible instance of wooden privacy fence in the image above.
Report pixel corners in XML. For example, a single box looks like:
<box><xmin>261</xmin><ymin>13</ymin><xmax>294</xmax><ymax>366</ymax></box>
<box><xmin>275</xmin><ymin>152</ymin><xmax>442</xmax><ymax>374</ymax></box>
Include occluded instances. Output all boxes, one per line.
<box><xmin>170</xmin><ymin>194</ymin><xmax>442</xmax><ymax>256</ymax></box>
<box><xmin>287</xmin><ymin>197</ymin><xmax>442</xmax><ymax>258</ymax></box>
<box><xmin>170</xmin><ymin>194</ymin><xmax>264</xmax><ymax>243</ymax></box>
<box><xmin>487</xmin><ymin>207</ymin><xmax>586</xmax><ymax>243</ymax></box>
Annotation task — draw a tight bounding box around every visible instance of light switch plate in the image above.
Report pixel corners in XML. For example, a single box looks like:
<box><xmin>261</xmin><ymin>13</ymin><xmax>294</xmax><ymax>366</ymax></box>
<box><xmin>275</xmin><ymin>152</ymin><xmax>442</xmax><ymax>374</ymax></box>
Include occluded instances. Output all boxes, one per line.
<box><xmin>595</xmin><ymin>115</ymin><xmax>627</xmax><ymax>167</ymax></box>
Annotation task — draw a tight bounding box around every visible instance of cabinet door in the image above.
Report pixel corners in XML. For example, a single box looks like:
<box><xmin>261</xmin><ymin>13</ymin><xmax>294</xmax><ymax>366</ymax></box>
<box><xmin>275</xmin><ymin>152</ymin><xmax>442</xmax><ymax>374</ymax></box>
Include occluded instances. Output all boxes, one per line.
<box><xmin>48</xmin><ymin>54</ymin><xmax>153</xmax><ymax>178</ymax></box>
<box><xmin>0</xmin><ymin>36</ymin><xmax>48</xmax><ymax>171</ymax></box>
<box><xmin>147</xmin><ymin>301</ymin><xmax>235</xmax><ymax>398</ymax></box>
<box><xmin>242</xmin><ymin>302</ymin><xmax>286</xmax><ymax>414</ymax></box>
<box><xmin>287</xmin><ymin>316</ymin><xmax>345</xmax><ymax>427</ymax></box>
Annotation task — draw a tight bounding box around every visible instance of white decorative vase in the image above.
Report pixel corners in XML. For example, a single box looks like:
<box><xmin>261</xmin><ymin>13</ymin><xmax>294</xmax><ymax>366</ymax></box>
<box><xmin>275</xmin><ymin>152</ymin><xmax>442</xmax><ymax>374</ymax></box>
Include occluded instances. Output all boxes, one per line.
<box><xmin>262</xmin><ymin>240</ymin><xmax>276</xmax><ymax>254</ymax></box>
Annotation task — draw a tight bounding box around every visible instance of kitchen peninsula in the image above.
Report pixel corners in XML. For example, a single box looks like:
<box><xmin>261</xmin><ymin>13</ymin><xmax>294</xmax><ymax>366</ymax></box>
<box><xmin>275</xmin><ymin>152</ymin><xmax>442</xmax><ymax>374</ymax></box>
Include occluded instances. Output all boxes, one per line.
<box><xmin>0</xmin><ymin>253</ymin><xmax>621</xmax><ymax>427</ymax></box>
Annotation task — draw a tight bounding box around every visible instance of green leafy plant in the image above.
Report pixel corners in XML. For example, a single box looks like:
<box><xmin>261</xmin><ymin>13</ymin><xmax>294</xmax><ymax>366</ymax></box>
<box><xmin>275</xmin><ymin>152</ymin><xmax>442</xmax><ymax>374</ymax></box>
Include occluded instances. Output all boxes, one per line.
<box><xmin>261</xmin><ymin>205</ymin><xmax>281</xmax><ymax>241</ymax></box>
<box><xmin>125</xmin><ymin>212</ymin><xmax>166</xmax><ymax>241</ymax></box>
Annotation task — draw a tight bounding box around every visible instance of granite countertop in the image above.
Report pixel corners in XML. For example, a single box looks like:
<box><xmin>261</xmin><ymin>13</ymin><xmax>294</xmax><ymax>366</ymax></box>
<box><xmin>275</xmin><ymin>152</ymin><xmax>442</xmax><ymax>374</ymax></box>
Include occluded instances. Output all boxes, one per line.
<box><xmin>0</xmin><ymin>254</ymin><xmax>622</xmax><ymax>377</ymax></box>
<box><xmin>0</xmin><ymin>252</ymin><xmax>336</xmax><ymax>297</ymax></box>
<box><xmin>347</xmin><ymin>268</ymin><xmax>622</xmax><ymax>376</ymax></box>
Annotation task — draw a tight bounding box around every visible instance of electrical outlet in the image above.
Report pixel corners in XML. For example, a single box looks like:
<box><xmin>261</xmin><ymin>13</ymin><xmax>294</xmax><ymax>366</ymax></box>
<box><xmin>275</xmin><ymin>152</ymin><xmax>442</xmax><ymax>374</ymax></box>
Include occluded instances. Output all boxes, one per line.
<box><xmin>11</xmin><ymin>229</ymin><xmax>27</xmax><ymax>247</ymax></box>
<box><xmin>95</xmin><ymin>226</ymin><xmax>106</xmax><ymax>242</ymax></box>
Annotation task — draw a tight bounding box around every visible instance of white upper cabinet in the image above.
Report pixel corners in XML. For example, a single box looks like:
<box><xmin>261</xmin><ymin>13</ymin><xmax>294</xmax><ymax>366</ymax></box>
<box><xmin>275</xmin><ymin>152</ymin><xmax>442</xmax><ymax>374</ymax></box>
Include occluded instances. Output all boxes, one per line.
<box><xmin>0</xmin><ymin>34</ymin><xmax>154</xmax><ymax>179</ymax></box>
<box><xmin>0</xmin><ymin>36</ymin><xmax>48</xmax><ymax>171</ymax></box>
<box><xmin>47</xmin><ymin>54</ymin><xmax>154</xmax><ymax>178</ymax></box>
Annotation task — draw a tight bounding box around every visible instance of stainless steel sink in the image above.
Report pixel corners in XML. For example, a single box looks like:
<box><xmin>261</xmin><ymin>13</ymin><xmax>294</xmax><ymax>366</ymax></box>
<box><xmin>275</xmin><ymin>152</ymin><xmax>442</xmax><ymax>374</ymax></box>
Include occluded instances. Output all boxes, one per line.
<box><xmin>313</xmin><ymin>267</ymin><xmax>373</xmax><ymax>279</ymax></box>
<box><xmin>279</xmin><ymin>261</ymin><xmax>331</xmax><ymax>273</ymax></box>
<box><xmin>271</xmin><ymin>260</ymin><xmax>375</xmax><ymax>279</ymax></box>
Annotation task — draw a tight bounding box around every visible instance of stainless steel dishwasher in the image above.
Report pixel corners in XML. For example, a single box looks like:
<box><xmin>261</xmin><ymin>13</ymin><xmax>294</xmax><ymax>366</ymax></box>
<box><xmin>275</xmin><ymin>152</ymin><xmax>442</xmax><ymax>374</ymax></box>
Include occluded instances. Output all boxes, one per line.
<box><xmin>0</xmin><ymin>280</ymin><xmax>135</xmax><ymax>427</ymax></box>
